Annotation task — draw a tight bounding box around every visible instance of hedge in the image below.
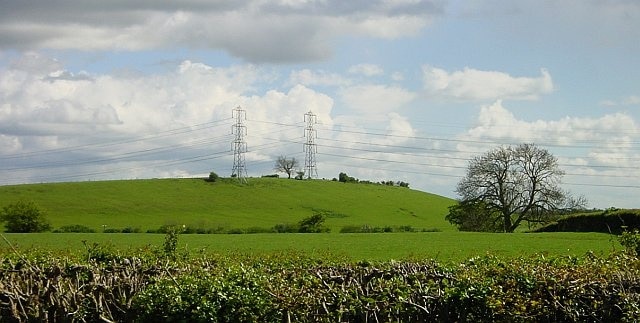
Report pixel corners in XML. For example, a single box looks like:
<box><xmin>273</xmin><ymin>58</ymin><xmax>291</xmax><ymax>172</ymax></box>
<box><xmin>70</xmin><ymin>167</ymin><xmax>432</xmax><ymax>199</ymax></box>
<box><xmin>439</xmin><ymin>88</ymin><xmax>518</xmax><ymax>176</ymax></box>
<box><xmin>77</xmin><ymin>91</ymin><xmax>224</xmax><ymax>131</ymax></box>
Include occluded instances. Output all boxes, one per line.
<box><xmin>534</xmin><ymin>209</ymin><xmax>640</xmax><ymax>234</ymax></box>
<box><xmin>1</xmin><ymin>249</ymin><xmax>639</xmax><ymax>322</ymax></box>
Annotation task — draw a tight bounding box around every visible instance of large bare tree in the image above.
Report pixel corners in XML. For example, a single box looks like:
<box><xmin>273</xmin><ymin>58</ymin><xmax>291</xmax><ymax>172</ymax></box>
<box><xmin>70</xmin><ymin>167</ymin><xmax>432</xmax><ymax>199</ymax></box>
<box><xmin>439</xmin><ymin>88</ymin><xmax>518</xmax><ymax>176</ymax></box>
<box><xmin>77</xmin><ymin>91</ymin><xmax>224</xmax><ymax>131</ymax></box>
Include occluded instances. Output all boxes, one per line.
<box><xmin>449</xmin><ymin>143</ymin><xmax>584</xmax><ymax>232</ymax></box>
<box><xmin>274</xmin><ymin>155</ymin><xmax>299</xmax><ymax>179</ymax></box>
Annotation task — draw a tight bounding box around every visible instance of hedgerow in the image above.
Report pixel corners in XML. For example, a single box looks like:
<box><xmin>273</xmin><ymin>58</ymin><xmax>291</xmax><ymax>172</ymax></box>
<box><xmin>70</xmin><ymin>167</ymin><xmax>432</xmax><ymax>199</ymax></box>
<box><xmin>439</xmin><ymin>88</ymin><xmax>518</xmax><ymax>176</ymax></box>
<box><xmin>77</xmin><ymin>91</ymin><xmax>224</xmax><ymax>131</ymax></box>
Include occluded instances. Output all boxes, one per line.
<box><xmin>1</xmin><ymin>242</ymin><xmax>639</xmax><ymax>322</ymax></box>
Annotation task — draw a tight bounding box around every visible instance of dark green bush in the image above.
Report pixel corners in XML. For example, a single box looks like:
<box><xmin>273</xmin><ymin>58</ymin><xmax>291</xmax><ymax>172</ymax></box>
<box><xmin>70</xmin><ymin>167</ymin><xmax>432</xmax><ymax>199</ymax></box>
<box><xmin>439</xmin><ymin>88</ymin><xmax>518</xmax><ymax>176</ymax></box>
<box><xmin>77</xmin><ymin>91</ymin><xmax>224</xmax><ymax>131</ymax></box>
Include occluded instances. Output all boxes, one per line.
<box><xmin>53</xmin><ymin>224</ymin><xmax>96</xmax><ymax>233</ymax></box>
<box><xmin>298</xmin><ymin>214</ymin><xmax>329</xmax><ymax>233</ymax></box>
<box><xmin>0</xmin><ymin>201</ymin><xmax>51</xmax><ymax>233</ymax></box>
<box><xmin>103</xmin><ymin>228</ymin><xmax>122</xmax><ymax>233</ymax></box>
<box><xmin>534</xmin><ymin>209</ymin><xmax>640</xmax><ymax>233</ymax></box>
<box><xmin>273</xmin><ymin>223</ymin><xmax>299</xmax><ymax>233</ymax></box>
<box><xmin>205</xmin><ymin>171</ymin><xmax>219</xmax><ymax>182</ymax></box>
<box><xmin>340</xmin><ymin>225</ymin><xmax>423</xmax><ymax>233</ymax></box>
<box><xmin>246</xmin><ymin>226</ymin><xmax>272</xmax><ymax>234</ymax></box>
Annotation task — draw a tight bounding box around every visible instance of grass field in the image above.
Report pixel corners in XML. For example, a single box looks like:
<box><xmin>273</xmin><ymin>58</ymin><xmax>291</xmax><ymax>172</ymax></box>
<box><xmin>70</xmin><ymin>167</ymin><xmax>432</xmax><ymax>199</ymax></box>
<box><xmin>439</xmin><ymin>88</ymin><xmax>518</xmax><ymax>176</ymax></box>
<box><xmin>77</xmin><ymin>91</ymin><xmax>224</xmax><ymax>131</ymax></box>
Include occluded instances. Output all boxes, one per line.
<box><xmin>0</xmin><ymin>178</ymin><xmax>624</xmax><ymax>263</ymax></box>
<box><xmin>0</xmin><ymin>231</ymin><xmax>618</xmax><ymax>262</ymax></box>
<box><xmin>0</xmin><ymin>178</ymin><xmax>455</xmax><ymax>232</ymax></box>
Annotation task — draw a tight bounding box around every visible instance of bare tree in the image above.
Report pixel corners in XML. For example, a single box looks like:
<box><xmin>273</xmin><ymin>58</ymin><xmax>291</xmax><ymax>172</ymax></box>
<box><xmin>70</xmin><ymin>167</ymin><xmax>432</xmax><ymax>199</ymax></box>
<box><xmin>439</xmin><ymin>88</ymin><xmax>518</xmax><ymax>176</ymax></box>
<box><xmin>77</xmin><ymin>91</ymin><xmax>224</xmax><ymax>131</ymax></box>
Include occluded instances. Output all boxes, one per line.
<box><xmin>450</xmin><ymin>143</ymin><xmax>585</xmax><ymax>232</ymax></box>
<box><xmin>274</xmin><ymin>155</ymin><xmax>299</xmax><ymax>179</ymax></box>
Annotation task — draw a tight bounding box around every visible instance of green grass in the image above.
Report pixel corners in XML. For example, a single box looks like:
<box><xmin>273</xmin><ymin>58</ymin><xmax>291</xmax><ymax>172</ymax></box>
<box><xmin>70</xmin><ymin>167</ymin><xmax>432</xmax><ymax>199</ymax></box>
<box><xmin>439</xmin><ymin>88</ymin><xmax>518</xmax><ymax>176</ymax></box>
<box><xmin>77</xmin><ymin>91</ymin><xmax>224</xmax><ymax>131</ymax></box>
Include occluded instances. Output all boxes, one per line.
<box><xmin>0</xmin><ymin>178</ymin><xmax>622</xmax><ymax>263</ymax></box>
<box><xmin>0</xmin><ymin>232</ymin><xmax>617</xmax><ymax>262</ymax></box>
<box><xmin>0</xmin><ymin>178</ymin><xmax>455</xmax><ymax>232</ymax></box>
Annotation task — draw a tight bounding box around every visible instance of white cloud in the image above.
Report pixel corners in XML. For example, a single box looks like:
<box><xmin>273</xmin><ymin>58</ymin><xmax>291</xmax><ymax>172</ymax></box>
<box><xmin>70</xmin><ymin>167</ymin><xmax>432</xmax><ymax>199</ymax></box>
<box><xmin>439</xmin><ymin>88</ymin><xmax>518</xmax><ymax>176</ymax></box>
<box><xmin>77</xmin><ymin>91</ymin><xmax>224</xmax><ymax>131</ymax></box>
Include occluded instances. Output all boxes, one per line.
<box><xmin>348</xmin><ymin>64</ymin><xmax>384</xmax><ymax>77</ymax></box>
<box><xmin>422</xmin><ymin>66</ymin><xmax>553</xmax><ymax>101</ymax></box>
<box><xmin>624</xmin><ymin>96</ymin><xmax>640</xmax><ymax>105</ymax></box>
<box><xmin>288</xmin><ymin>69</ymin><xmax>351</xmax><ymax>87</ymax></box>
<box><xmin>340</xmin><ymin>84</ymin><xmax>416</xmax><ymax>113</ymax></box>
<box><xmin>464</xmin><ymin>100</ymin><xmax>637</xmax><ymax>146</ymax></box>
<box><xmin>0</xmin><ymin>1</ymin><xmax>444</xmax><ymax>63</ymax></box>
<box><xmin>458</xmin><ymin>100</ymin><xmax>640</xmax><ymax>173</ymax></box>
<box><xmin>0</xmin><ymin>53</ymin><xmax>342</xmax><ymax>184</ymax></box>
<box><xmin>391</xmin><ymin>72</ymin><xmax>405</xmax><ymax>81</ymax></box>
<box><xmin>600</xmin><ymin>95</ymin><xmax>640</xmax><ymax>107</ymax></box>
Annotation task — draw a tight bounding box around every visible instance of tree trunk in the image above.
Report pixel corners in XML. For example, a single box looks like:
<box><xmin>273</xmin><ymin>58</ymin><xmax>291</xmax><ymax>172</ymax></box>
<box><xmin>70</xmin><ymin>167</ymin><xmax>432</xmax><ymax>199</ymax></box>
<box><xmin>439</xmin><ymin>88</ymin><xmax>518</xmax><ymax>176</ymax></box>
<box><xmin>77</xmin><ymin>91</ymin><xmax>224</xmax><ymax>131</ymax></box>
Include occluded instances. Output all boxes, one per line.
<box><xmin>502</xmin><ymin>211</ymin><xmax>513</xmax><ymax>233</ymax></box>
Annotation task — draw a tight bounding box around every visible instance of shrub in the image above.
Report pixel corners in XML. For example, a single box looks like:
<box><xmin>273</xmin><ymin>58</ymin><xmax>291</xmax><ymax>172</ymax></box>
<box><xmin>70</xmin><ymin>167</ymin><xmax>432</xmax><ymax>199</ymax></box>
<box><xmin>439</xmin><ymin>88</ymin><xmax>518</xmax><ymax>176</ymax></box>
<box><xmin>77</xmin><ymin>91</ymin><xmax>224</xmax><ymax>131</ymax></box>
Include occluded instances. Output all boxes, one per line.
<box><xmin>273</xmin><ymin>223</ymin><xmax>299</xmax><ymax>233</ymax></box>
<box><xmin>205</xmin><ymin>171</ymin><xmax>220</xmax><ymax>182</ymax></box>
<box><xmin>0</xmin><ymin>201</ymin><xmax>51</xmax><ymax>233</ymax></box>
<box><xmin>246</xmin><ymin>226</ymin><xmax>272</xmax><ymax>234</ymax></box>
<box><xmin>163</xmin><ymin>225</ymin><xmax>184</xmax><ymax>258</ymax></box>
<box><xmin>620</xmin><ymin>229</ymin><xmax>640</xmax><ymax>257</ymax></box>
<box><xmin>339</xmin><ymin>225</ymin><xmax>364</xmax><ymax>233</ymax></box>
<box><xmin>298</xmin><ymin>214</ymin><xmax>329</xmax><ymax>233</ymax></box>
<box><xmin>533</xmin><ymin>209</ymin><xmax>640</xmax><ymax>233</ymax></box>
<box><xmin>103</xmin><ymin>228</ymin><xmax>122</xmax><ymax>233</ymax></box>
<box><xmin>53</xmin><ymin>224</ymin><xmax>96</xmax><ymax>233</ymax></box>
<box><xmin>338</xmin><ymin>172</ymin><xmax>357</xmax><ymax>183</ymax></box>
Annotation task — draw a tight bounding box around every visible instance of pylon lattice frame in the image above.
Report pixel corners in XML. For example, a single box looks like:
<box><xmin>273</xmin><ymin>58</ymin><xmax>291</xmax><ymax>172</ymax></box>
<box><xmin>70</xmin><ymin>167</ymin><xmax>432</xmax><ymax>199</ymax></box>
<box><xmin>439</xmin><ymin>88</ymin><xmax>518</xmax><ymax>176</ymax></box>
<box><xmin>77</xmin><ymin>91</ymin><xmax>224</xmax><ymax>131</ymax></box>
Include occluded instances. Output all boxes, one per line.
<box><xmin>231</xmin><ymin>106</ymin><xmax>247</xmax><ymax>183</ymax></box>
<box><xmin>303</xmin><ymin>111</ymin><xmax>318</xmax><ymax>179</ymax></box>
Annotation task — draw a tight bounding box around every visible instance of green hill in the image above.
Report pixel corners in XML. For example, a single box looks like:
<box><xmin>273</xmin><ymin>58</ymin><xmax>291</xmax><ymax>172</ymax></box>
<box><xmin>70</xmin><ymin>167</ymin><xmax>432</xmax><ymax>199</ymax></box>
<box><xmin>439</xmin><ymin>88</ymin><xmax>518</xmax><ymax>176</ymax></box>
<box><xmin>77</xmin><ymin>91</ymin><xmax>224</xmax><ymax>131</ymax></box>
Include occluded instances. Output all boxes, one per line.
<box><xmin>0</xmin><ymin>178</ymin><xmax>456</xmax><ymax>232</ymax></box>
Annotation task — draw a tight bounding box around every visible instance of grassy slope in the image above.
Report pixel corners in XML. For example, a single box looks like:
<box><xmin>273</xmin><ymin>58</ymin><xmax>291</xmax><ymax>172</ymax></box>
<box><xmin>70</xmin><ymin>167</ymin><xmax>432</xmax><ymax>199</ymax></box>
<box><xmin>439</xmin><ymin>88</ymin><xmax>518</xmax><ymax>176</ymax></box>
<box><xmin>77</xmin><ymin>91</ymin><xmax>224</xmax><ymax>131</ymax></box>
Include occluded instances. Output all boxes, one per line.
<box><xmin>0</xmin><ymin>178</ymin><xmax>456</xmax><ymax>232</ymax></box>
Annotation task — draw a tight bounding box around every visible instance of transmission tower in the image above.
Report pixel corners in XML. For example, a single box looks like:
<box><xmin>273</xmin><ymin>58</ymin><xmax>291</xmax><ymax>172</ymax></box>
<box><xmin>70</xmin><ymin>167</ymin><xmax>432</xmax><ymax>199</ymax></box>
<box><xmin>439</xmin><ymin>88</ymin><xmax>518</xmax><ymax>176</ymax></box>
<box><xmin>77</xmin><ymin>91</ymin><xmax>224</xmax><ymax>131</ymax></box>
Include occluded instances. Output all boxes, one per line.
<box><xmin>303</xmin><ymin>110</ymin><xmax>318</xmax><ymax>179</ymax></box>
<box><xmin>231</xmin><ymin>106</ymin><xmax>247</xmax><ymax>183</ymax></box>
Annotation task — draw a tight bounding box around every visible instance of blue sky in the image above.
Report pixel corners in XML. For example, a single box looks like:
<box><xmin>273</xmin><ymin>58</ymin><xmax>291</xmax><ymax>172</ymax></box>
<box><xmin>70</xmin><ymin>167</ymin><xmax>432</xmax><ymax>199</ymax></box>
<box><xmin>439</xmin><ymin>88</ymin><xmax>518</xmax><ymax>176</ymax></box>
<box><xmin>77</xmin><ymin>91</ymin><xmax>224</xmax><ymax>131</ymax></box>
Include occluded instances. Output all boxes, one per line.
<box><xmin>1</xmin><ymin>0</ymin><xmax>639</xmax><ymax>208</ymax></box>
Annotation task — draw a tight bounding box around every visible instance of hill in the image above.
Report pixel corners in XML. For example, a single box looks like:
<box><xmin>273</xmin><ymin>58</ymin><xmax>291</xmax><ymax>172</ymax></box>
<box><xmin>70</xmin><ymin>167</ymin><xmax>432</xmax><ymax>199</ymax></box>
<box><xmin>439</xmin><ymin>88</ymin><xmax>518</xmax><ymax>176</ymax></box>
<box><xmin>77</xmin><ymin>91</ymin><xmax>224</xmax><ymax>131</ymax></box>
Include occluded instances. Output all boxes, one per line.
<box><xmin>0</xmin><ymin>178</ymin><xmax>456</xmax><ymax>232</ymax></box>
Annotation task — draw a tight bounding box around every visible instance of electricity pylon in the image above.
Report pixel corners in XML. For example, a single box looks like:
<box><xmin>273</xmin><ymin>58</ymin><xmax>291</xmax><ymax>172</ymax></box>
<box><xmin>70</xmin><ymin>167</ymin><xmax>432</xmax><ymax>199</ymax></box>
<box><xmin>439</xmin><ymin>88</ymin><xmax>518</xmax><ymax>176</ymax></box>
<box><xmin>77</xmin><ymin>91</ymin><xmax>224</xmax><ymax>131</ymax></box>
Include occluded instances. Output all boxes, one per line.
<box><xmin>231</xmin><ymin>106</ymin><xmax>247</xmax><ymax>183</ymax></box>
<box><xmin>303</xmin><ymin>110</ymin><xmax>318</xmax><ymax>179</ymax></box>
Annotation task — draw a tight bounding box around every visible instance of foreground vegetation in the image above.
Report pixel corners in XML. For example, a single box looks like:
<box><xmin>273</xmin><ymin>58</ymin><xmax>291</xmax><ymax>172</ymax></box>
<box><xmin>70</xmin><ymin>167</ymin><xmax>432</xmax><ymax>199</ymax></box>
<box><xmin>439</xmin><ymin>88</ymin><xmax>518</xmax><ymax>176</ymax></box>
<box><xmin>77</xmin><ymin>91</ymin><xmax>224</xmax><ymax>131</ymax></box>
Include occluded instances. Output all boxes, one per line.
<box><xmin>1</xmin><ymin>236</ymin><xmax>638</xmax><ymax>322</ymax></box>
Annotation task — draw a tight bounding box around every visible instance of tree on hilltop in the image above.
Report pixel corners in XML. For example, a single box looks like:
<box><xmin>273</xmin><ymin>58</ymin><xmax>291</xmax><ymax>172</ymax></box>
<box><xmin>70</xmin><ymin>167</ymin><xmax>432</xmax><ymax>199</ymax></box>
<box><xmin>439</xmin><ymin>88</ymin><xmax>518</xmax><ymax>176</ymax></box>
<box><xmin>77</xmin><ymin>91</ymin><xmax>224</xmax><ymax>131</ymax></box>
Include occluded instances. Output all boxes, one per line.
<box><xmin>274</xmin><ymin>155</ymin><xmax>299</xmax><ymax>179</ymax></box>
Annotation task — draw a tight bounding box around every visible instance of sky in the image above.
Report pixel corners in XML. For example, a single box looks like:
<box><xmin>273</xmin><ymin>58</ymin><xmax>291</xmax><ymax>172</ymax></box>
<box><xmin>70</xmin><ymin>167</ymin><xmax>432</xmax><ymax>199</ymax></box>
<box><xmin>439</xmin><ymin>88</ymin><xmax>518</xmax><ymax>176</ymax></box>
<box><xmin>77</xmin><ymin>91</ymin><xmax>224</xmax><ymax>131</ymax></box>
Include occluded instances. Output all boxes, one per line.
<box><xmin>1</xmin><ymin>0</ymin><xmax>639</xmax><ymax>208</ymax></box>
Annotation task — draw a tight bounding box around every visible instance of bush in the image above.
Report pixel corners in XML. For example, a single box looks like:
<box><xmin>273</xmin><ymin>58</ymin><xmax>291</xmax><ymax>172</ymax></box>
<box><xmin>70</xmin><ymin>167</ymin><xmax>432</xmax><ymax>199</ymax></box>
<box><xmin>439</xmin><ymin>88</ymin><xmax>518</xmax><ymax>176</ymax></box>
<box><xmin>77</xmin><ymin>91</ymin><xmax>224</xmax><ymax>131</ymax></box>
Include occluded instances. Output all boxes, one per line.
<box><xmin>273</xmin><ymin>223</ymin><xmax>299</xmax><ymax>233</ymax></box>
<box><xmin>340</xmin><ymin>225</ymin><xmax>425</xmax><ymax>233</ymax></box>
<box><xmin>203</xmin><ymin>171</ymin><xmax>220</xmax><ymax>182</ymax></box>
<box><xmin>533</xmin><ymin>209</ymin><xmax>640</xmax><ymax>233</ymax></box>
<box><xmin>620</xmin><ymin>229</ymin><xmax>640</xmax><ymax>257</ymax></box>
<box><xmin>298</xmin><ymin>214</ymin><xmax>329</xmax><ymax>233</ymax></box>
<box><xmin>0</xmin><ymin>201</ymin><xmax>51</xmax><ymax>233</ymax></box>
<box><xmin>338</xmin><ymin>172</ymin><xmax>357</xmax><ymax>183</ymax></box>
<box><xmin>53</xmin><ymin>224</ymin><xmax>96</xmax><ymax>233</ymax></box>
<box><xmin>246</xmin><ymin>226</ymin><xmax>272</xmax><ymax>234</ymax></box>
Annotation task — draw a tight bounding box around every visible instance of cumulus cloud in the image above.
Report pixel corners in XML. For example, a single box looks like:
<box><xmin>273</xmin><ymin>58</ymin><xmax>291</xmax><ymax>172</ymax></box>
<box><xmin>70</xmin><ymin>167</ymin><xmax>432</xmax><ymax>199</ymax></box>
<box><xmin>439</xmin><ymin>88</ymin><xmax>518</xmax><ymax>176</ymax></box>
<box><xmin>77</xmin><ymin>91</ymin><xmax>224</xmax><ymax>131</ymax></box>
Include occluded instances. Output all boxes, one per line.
<box><xmin>0</xmin><ymin>52</ymin><xmax>343</xmax><ymax>184</ymax></box>
<box><xmin>288</xmin><ymin>69</ymin><xmax>350</xmax><ymax>87</ymax></box>
<box><xmin>0</xmin><ymin>0</ymin><xmax>444</xmax><ymax>63</ymax></box>
<box><xmin>348</xmin><ymin>64</ymin><xmax>384</xmax><ymax>77</ymax></box>
<box><xmin>340</xmin><ymin>84</ymin><xmax>416</xmax><ymax>113</ymax></box>
<box><xmin>458</xmin><ymin>100</ymin><xmax>640</xmax><ymax>171</ymax></box>
<box><xmin>422</xmin><ymin>66</ymin><xmax>553</xmax><ymax>101</ymax></box>
<box><xmin>602</xmin><ymin>95</ymin><xmax>640</xmax><ymax>107</ymax></box>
